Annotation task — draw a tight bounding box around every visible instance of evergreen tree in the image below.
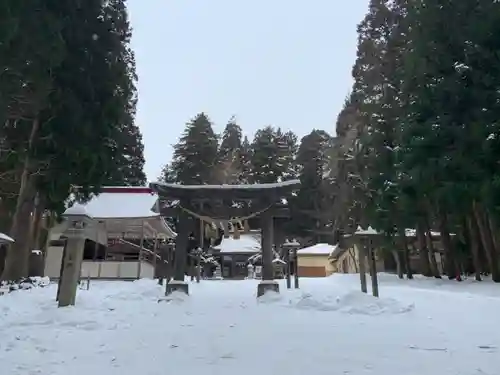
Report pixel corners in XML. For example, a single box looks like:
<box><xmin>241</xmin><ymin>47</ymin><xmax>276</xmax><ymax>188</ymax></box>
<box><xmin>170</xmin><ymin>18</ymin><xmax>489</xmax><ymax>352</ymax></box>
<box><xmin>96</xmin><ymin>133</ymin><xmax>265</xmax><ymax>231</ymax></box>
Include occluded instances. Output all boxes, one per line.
<box><xmin>171</xmin><ymin>113</ymin><xmax>219</xmax><ymax>185</ymax></box>
<box><xmin>239</xmin><ymin>136</ymin><xmax>252</xmax><ymax>183</ymax></box>
<box><xmin>218</xmin><ymin>117</ymin><xmax>243</xmax><ymax>160</ymax></box>
<box><xmin>278</xmin><ymin>129</ymin><xmax>299</xmax><ymax>181</ymax></box>
<box><xmin>249</xmin><ymin>126</ymin><xmax>298</xmax><ymax>184</ymax></box>
<box><xmin>107</xmin><ymin>120</ymin><xmax>147</xmax><ymax>186</ymax></box>
<box><xmin>160</xmin><ymin>162</ymin><xmax>178</xmax><ymax>184</ymax></box>
<box><xmin>290</xmin><ymin>129</ymin><xmax>333</xmax><ymax>239</ymax></box>
<box><xmin>215</xmin><ymin>117</ymin><xmax>243</xmax><ymax>184</ymax></box>
<box><xmin>0</xmin><ymin>0</ymin><xmax>142</xmax><ymax>280</ymax></box>
<box><xmin>331</xmin><ymin>0</ymin><xmax>500</xmax><ymax>281</ymax></box>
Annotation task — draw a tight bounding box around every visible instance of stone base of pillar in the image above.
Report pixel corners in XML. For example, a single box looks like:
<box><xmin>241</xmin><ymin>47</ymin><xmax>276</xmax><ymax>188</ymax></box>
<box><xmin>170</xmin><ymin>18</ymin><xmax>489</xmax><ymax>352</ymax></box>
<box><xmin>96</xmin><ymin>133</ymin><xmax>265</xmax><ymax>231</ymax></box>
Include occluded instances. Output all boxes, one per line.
<box><xmin>257</xmin><ymin>280</ymin><xmax>279</xmax><ymax>297</ymax></box>
<box><xmin>165</xmin><ymin>280</ymin><xmax>189</xmax><ymax>295</ymax></box>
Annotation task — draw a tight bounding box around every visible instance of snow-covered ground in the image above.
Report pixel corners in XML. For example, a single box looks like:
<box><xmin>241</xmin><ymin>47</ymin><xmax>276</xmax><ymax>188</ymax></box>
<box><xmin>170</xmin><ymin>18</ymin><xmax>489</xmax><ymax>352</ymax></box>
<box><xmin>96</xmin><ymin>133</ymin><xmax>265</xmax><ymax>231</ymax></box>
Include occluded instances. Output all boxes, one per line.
<box><xmin>1</xmin><ymin>274</ymin><xmax>499</xmax><ymax>375</ymax></box>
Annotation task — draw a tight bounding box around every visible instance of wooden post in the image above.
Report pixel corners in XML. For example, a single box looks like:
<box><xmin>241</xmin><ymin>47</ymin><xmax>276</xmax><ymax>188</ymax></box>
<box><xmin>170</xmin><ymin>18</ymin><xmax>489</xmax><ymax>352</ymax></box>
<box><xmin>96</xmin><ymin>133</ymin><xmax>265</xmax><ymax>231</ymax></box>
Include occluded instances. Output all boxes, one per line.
<box><xmin>158</xmin><ymin>244</ymin><xmax>165</xmax><ymax>285</ymax></box>
<box><xmin>368</xmin><ymin>239</ymin><xmax>379</xmax><ymax>297</ymax></box>
<box><xmin>199</xmin><ymin>202</ymin><xmax>204</xmax><ymax>249</ymax></box>
<box><xmin>285</xmin><ymin>247</ymin><xmax>291</xmax><ymax>289</ymax></box>
<box><xmin>261</xmin><ymin>213</ymin><xmax>274</xmax><ymax>280</ymax></box>
<box><xmin>152</xmin><ymin>234</ymin><xmax>158</xmax><ymax>278</ymax></box>
<box><xmin>196</xmin><ymin>251</ymin><xmax>201</xmax><ymax>283</ymax></box>
<box><xmin>137</xmin><ymin>220</ymin><xmax>145</xmax><ymax>279</ymax></box>
<box><xmin>167</xmin><ymin>244</ymin><xmax>174</xmax><ymax>281</ymax></box>
<box><xmin>357</xmin><ymin>242</ymin><xmax>368</xmax><ymax>294</ymax></box>
<box><xmin>58</xmin><ymin>212</ymin><xmax>92</xmax><ymax>307</ymax></box>
<box><xmin>257</xmin><ymin>211</ymin><xmax>279</xmax><ymax>297</ymax></box>
<box><xmin>293</xmin><ymin>246</ymin><xmax>299</xmax><ymax>289</ymax></box>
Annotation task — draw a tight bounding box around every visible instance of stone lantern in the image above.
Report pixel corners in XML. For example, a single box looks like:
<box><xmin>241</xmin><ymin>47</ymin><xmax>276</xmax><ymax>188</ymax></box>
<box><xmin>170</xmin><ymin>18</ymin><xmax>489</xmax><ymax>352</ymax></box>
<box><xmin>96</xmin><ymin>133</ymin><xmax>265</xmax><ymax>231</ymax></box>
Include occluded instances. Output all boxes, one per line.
<box><xmin>57</xmin><ymin>204</ymin><xmax>94</xmax><ymax>307</ymax></box>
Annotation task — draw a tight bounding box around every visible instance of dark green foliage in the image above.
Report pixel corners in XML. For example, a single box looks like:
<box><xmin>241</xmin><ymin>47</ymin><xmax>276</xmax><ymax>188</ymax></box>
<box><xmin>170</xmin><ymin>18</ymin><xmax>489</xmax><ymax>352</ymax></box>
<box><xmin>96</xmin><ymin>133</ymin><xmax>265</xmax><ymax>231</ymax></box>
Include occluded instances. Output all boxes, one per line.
<box><xmin>331</xmin><ymin>0</ymin><xmax>500</xmax><ymax>279</ymax></box>
<box><xmin>289</xmin><ymin>130</ymin><xmax>333</xmax><ymax>238</ymax></box>
<box><xmin>171</xmin><ymin>113</ymin><xmax>218</xmax><ymax>185</ymax></box>
<box><xmin>249</xmin><ymin>126</ymin><xmax>298</xmax><ymax>184</ymax></box>
<box><xmin>216</xmin><ymin>118</ymin><xmax>244</xmax><ymax>184</ymax></box>
<box><xmin>0</xmin><ymin>0</ymin><xmax>145</xmax><ymax>279</ymax></box>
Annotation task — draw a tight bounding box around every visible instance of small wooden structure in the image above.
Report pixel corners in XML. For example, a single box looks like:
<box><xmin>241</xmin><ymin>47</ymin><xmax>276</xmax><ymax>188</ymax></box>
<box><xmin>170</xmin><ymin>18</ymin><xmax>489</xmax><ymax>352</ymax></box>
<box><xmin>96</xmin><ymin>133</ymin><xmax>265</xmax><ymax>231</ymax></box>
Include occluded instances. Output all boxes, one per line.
<box><xmin>45</xmin><ymin>187</ymin><xmax>176</xmax><ymax>280</ymax></box>
<box><xmin>343</xmin><ymin>226</ymin><xmax>381</xmax><ymax>297</ymax></box>
<box><xmin>296</xmin><ymin>243</ymin><xmax>337</xmax><ymax>277</ymax></box>
<box><xmin>149</xmin><ymin>180</ymin><xmax>300</xmax><ymax>297</ymax></box>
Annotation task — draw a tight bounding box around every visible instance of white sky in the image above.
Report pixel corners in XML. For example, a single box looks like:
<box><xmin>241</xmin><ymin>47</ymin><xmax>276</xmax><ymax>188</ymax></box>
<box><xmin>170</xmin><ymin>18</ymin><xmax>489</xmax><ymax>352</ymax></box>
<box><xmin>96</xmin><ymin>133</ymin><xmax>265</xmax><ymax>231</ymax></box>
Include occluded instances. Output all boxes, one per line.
<box><xmin>127</xmin><ymin>0</ymin><xmax>369</xmax><ymax>181</ymax></box>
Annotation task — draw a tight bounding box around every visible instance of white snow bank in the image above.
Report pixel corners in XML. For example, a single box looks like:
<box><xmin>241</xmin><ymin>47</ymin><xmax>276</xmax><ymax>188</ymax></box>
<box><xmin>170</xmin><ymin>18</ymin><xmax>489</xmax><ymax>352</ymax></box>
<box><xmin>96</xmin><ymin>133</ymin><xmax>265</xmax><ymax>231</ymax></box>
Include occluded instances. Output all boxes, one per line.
<box><xmin>291</xmin><ymin>291</ymin><xmax>414</xmax><ymax>315</ymax></box>
<box><xmin>1</xmin><ymin>276</ymin><xmax>50</xmax><ymax>294</ymax></box>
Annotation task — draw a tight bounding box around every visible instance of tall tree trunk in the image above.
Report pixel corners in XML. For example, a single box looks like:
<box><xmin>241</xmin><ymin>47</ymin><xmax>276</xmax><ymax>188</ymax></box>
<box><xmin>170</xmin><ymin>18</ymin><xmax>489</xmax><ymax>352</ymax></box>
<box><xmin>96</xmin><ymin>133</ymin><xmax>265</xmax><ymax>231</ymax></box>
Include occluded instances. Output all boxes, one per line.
<box><xmin>2</xmin><ymin>183</ymin><xmax>36</xmax><ymax>281</ymax></box>
<box><xmin>467</xmin><ymin>215</ymin><xmax>482</xmax><ymax>281</ymax></box>
<box><xmin>391</xmin><ymin>250</ymin><xmax>404</xmax><ymax>279</ymax></box>
<box><xmin>487</xmin><ymin>214</ymin><xmax>500</xmax><ymax>253</ymax></box>
<box><xmin>1</xmin><ymin>117</ymin><xmax>40</xmax><ymax>281</ymax></box>
<box><xmin>398</xmin><ymin>227</ymin><xmax>412</xmax><ymax>279</ymax></box>
<box><xmin>473</xmin><ymin>201</ymin><xmax>500</xmax><ymax>282</ymax></box>
<box><xmin>29</xmin><ymin>193</ymin><xmax>44</xmax><ymax>251</ymax></box>
<box><xmin>29</xmin><ymin>195</ymin><xmax>46</xmax><ymax>277</ymax></box>
<box><xmin>427</xmin><ymin>238</ymin><xmax>441</xmax><ymax>277</ymax></box>
<box><xmin>424</xmin><ymin>219</ymin><xmax>441</xmax><ymax>278</ymax></box>
<box><xmin>437</xmin><ymin>210</ymin><xmax>459</xmax><ymax>280</ymax></box>
<box><xmin>416</xmin><ymin>221</ymin><xmax>432</xmax><ymax>276</ymax></box>
<box><xmin>423</xmin><ymin>200</ymin><xmax>441</xmax><ymax>278</ymax></box>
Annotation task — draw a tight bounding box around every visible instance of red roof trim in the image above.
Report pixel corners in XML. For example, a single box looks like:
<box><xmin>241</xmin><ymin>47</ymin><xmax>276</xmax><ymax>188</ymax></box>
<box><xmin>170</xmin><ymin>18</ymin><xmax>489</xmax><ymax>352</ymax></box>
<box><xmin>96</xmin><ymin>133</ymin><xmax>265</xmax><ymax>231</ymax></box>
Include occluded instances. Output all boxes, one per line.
<box><xmin>100</xmin><ymin>187</ymin><xmax>154</xmax><ymax>194</ymax></box>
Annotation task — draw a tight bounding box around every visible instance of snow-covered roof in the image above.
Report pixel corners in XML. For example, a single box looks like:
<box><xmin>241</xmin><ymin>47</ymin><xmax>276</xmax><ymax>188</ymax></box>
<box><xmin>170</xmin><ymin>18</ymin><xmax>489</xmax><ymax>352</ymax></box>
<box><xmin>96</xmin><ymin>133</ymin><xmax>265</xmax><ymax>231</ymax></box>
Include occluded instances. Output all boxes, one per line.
<box><xmin>150</xmin><ymin>180</ymin><xmax>301</xmax><ymax>200</ymax></box>
<box><xmin>213</xmin><ymin>233</ymin><xmax>261</xmax><ymax>253</ymax></box>
<box><xmin>345</xmin><ymin>227</ymin><xmax>449</xmax><ymax>238</ymax></box>
<box><xmin>66</xmin><ymin>187</ymin><xmax>176</xmax><ymax>238</ymax></box>
<box><xmin>71</xmin><ymin>187</ymin><xmax>159</xmax><ymax>219</ymax></box>
<box><xmin>0</xmin><ymin>232</ymin><xmax>14</xmax><ymax>243</ymax></box>
<box><xmin>64</xmin><ymin>204</ymin><xmax>92</xmax><ymax>218</ymax></box>
<box><xmin>151</xmin><ymin>179</ymin><xmax>300</xmax><ymax>191</ymax></box>
<box><xmin>298</xmin><ymin>243</ymin><xmax>338</xmax><ymax>256</ymax></box>
<box><xmin>355</xmin><ymin>226</ymin><xmax>378</xmax><ymax>235</ymax></box>
<box><xmin>403</xmin><ymin>229</ymin><xmax>444</xmax><ymax>237</ymax></box>
<box><xmin>283</xmin><ymin>239</ymin><xmax>301</xmax><ymax>247</ymax></box>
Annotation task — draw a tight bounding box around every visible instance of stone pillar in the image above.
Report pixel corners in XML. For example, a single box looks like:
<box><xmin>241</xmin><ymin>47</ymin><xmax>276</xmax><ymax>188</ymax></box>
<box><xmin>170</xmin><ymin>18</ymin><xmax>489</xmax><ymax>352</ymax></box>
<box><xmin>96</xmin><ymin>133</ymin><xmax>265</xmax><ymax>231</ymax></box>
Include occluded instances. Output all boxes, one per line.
<box><xmin>166</xmin><ymin>210</ymin><xmax>189</xmax><ymax>295</ymax></box>
<box><xmin>257</xmin><ymin>211</ymin><xmax>279</xmax><ymax>297</ymax></box>
<box><xmin>58</xmin><ymin>208</ymin><xmax>93</xmax><ymax>307</ymax></box>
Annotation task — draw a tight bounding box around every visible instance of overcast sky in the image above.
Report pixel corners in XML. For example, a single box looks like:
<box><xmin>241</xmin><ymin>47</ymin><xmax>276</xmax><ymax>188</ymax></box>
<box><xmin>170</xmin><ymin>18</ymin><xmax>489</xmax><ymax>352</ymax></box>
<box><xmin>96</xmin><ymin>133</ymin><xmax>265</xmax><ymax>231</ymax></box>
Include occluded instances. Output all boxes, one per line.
<box><xmin>127</xmin><ymin>0</ymin><xmax>369</xmax><ymax>181</ymax></box>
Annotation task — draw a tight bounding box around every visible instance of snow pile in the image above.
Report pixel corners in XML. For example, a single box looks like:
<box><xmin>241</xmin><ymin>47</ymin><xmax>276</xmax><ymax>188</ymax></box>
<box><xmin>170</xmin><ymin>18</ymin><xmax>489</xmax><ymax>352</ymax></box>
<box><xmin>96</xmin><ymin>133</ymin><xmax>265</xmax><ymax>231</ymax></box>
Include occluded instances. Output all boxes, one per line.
<box><xmin>291</xmin><ymin>291</ymin><xmax>414</xmax><ymax>315</ymax></box>
<box><xmin>257</xmin><ymin>290</ymin><xmax>282</xmax><ymax>304</ymax></box>
<box><xmin>0</xmin><ymin>276</ymin><xmax>50</xmax><ymax>294</ymax></box>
